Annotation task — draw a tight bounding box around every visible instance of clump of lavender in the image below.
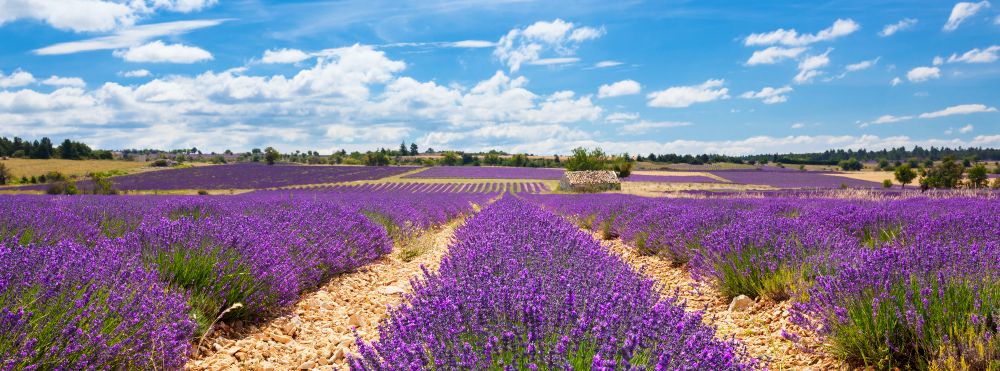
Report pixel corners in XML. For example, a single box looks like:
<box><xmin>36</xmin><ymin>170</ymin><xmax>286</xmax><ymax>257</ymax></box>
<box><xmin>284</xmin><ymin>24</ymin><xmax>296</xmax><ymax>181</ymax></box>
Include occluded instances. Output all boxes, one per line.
<box><xmin>350</xmin><ymin>198</ymin><xmax>756</xmax><ymax>370</ymax></box>
<box><xmin>0</xmin><ymin>240</ymin><xmax>194</xmax><ymax>370</ymax></box>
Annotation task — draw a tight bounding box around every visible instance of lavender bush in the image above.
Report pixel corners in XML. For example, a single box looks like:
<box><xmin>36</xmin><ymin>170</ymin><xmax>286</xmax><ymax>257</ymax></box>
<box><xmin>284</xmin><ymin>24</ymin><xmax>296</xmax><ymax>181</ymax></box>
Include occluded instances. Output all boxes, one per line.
<box><xmin>351</xmin><ymin>198</ymin><xmax>755</xmax><ymax>370</ymax></box>
<box><xmin>0</xmin><ymin>239</ymin><xmax>194</xmax><ymax>370</ymax></box>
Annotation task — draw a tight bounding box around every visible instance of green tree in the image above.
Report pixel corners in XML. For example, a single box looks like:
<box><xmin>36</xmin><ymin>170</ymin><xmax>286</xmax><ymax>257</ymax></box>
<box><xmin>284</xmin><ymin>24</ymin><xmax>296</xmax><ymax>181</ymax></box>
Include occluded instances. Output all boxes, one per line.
<box><xmin>893</xmin><ymin>164</ymin><xmax>916</xmax><ymax>189</ymax></box>
<box><xmin>565</xmin><ymin>147</ymin><xmax>606</xmax><ymax>171</ymax></box>
<box><xmin>0</xmin><ymin>163</ymin><xmax>10</xmax><ymax>185</ymax></box>
<box><xmin>89</xmin><ymin>172</ymin><xmax>118</xmax><ymax>195</ymax></box>
<box><xmin>923</xmin><ymin>156</ymin><xmax>964</xmax><ymax>188</ymax></box>
<box><xmin>264</xmin><ymin>147</ymin><xmax>280</xmax><ymax>165</ymax></box>
<box><xmin>364</xmin><ymin>151</ymin><xmax>390</xmax><ymax>166</ymax></box>
<box><xmin>410</xmin><ymin>143</ymin><xmax>419</xmax><ymax>156</ymax></box>
<box><xmin>882</xmin><ymin>179</ymin><xmax>893</xmax><ymax>188</ymax></box>
<box><xmin>838</xmin><ymin>158</ymin><xmax>863</xmax><ymax>171</ymax></box>
<box><xmin>58</xmin><ymin>139</ymin><xmax>78</xmax><ymax>159</ymax></box>
<box><xmin>967</xmin><ymin>164</ymin><xmax>989</xmax><ymax>188</ymax></box>
<box><xmin>483</xmin><ymin>152</ymin><xmax>502</xmax><ymax>166</ymax></box>
<box><xmin>399</xmin><ymin>142</ymin><xmax>408</xmax><ymax>156</ymax></box>
<box><xmin>440</xmin><ymin>152</ymin><xmax>461</xmax><ymax>166</ymax></box>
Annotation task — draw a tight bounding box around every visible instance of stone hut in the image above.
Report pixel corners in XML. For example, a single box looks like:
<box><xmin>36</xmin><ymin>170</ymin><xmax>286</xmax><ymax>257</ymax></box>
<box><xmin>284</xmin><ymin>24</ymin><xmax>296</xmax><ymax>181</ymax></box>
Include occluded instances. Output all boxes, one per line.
<box><xmin>559</xmin><ymin>170</ymin><xmax>621</xmax><ymax>192</ymax></box>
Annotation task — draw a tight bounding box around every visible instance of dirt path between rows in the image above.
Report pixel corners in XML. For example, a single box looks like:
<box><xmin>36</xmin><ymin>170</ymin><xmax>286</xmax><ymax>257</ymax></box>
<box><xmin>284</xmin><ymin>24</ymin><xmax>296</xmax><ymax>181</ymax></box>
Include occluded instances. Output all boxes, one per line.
<box><xmin>187</xmin><ymin>219</ymin><xmax>461</xmax><ymax>371</ymax></box>
<box><xmin>594</xmin><ymin>234</ymin><xmax>843</xmax><ymax>370</ymax></box>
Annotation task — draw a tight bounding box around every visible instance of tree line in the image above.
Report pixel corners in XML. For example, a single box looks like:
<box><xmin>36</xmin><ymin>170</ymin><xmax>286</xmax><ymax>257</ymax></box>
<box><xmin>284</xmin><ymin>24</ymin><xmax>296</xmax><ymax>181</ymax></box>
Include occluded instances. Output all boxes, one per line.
<box><xmin>640</xmin><ymin>146</ymin><xmax>1000</xmax><ymax>165</ymax></box>
<box><xmin>0</xmin><ymin>137</ymin><xmax>112</xmax><ymax>160</ymax></box>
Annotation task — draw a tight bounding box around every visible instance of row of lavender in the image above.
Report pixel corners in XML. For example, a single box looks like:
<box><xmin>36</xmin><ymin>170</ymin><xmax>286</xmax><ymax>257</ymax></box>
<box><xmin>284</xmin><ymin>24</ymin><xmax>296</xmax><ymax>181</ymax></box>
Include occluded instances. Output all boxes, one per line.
<box><xmin>298</xmin><ymin>181</ymin><xmax>550</xmax><ymax>194</ymax></box>
<box><xmin>351</xmin><ymin>197</ymin><xmax>755</xmax><ymax>370</ymax></box>
<box><xmin>0</xmin><ymin>190</ymin><xmax>489</xmax><ymax>370</ymax></box>
<box><xmin>525</xmin><ymin>193</ymin><xmax>1000</xmax><ymax>369</ymax></box>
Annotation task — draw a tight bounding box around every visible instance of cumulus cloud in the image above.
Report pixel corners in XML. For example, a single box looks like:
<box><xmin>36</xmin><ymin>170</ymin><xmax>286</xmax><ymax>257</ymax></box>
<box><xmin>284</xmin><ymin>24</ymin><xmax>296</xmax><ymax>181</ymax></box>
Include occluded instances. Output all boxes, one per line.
<box><xmin>744</xmin><ymin>19</ymin><xmax>860</xmax><ymax>47</ymax></box>
<box><xmin>745</xmin><ymin>46</ymin><xmax>806</xmax><ymax>65</ymax></box>
<box><xmin>261</xmin><ymin>48</ymin><xmax>312</xmax><ymax>64</ymax></box>
<box><xmin>0</xmin><ymin>0</ymin><xmax>217</xmax><ymax>32</ymax></box>
<box><xmin>846</xmin><ymin>57</ymin><xmax>880</xmax><ymax>71</ymax></box>
<box><xmin>943</xmin><ymin>1</ymin><xmax>991</xmax><ymax>31</ymax></box>
<box><xmin>790</xmin><ymin>123</ymin><xmax>806</xmax><ymax>129</ymax></box>
<box><xmin>879</xmin><ymin>18</ymin><xmax>918</xmax><ymax>36</ymax></box>
<box><xmin>906</xmin><ymin>66</ymin><xmax>941</xmax><ymax>82</ymax></box>
<box><xmin>946</xmin><ymin>45</ymin><xmax>1000</xmax><ymax>63</ymax></box>
<box><xmin>891</xmin><ymin>77</ymin><xmax>903</xmax><ymax>86</ymax></box>
<box><xmin>41</xmin><ymin>76</ymin><xmax>86</xmax><ymax>88</ymax></box>
<box><xmin>646</xmin><ymin>79</ymin><xmax>729</xmax><ymax>108</ymax></box>
<box><xmin>120</xmin><ymin>69</ymin><xmax>151</xmax><ymax>78</ymax></box>
<box><xmin>34</xmin><ymin>19</ymin><xmax>225</xmax><ymax>55</ymax></box>
<box><xmin>598</xmin><ymin>80</ymin><xmax>641</xmax><ymax>98</ymax></box>
<box><xmin>794</xmin><ymin>49</ymin><xmax>832</xmax><ymax>84</ymax></box>
<box><xmin>0</xmin><ymin>70</ymin><xmax>36</xmax><ymax>88</ymax></box>
<box><xmin>622</xmin><ymin>120</ymin><xmax>692</xmax><ymax>133</ymax></box>
<box><xmin>959</xmin><ymin>124</ymin><xmax>974</xmax><ymax>133</ymax></box>
<box><xmin>740</xmin><ymin>85</ymin><xmax>793</xmax><ymax>104</ymax></box>
<box><xmin>494</xmin><ymin>19</ymin><xmax>604</xmax><ymax>72</ymax></box>
<box><xmin>113</xmin><ymin>40</ymin><xmax>212</xmax><ymax>63</ymax></box>
<box><xmin>593</xmin><ymin>60</ymin><xmax>623</xmax><ymax>68</ymax></box>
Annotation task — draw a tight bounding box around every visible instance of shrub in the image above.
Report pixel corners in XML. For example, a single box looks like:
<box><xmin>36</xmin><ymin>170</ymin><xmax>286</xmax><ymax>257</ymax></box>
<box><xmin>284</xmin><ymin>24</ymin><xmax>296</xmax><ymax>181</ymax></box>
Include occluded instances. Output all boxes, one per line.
<box><xmin>882</xmin><ymin>179</ymin><xmax>893</xmax><ymax>188</ymax></box>
<box><xmin>45</xmin><ymin>180</ymin><xmax>78</xmax><ymax>195</ymax></box>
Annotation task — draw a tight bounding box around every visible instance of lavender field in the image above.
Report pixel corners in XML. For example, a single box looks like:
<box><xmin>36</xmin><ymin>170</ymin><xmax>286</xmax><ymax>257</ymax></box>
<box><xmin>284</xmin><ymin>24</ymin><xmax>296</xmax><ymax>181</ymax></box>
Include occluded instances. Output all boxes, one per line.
<box><xmin>709</xmin><ymin>169</ymin><xmax>881</xmax><ymax>188</ymax></box>
<box><xmin>402</xmin><ymin>166</ymin><xmax>565</xmax><ymax>180</ymax></box>
<box><xmin>69</xmin><ymin>164</ymin><xmax>418</xmax><ymax>191</ymax></box>
<box><xmin>4</xmin><ymin>171</ymin><xmax>999</xmax><ymax>370</ymax></box>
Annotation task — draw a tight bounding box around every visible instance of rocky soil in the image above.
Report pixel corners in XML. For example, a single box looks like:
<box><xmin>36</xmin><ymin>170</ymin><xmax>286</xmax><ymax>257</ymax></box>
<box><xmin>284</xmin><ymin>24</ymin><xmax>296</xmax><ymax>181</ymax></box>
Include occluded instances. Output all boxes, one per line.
<box><xmin>186</xmin><ymin>219</ymin><xmax>461</xmax><ymax>371</ymax></box>
<box><xmin>595</xmin><ymin>233</ymin><xmax>843</xmax><ymax>370</ymax></box>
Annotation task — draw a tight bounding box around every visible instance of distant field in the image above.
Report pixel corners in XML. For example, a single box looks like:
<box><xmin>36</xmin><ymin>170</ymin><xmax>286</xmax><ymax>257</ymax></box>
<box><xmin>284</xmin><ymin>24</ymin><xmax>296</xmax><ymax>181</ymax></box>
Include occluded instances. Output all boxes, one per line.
<box><xmin>710</xmin><ymin>169</ymin><xmax>881</xmax><ymax>188</ymax></box>
<box><xmin>0</xmin><ymin>158</ymin><xmax>148</xmax><ymax>179</ymax></box>
<box><xmin>827</xmin><ymin>171</ymin><xmax>900</xmax><ymax>185</ymax></box>
<box><xmin>402</xmin><ymin>166</ymin><xmax>564</xmax><ymax>180</ymax></box>
<box><xmin>89</xmin><ymin>163</ymin><xmax>419</xmax><ymax>190</ymax></box>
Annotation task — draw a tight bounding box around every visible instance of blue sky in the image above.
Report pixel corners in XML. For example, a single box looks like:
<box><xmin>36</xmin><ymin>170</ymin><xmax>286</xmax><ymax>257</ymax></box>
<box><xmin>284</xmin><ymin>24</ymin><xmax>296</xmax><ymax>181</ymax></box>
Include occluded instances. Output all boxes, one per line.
<box><xmin>0</xmin><ymin>0</ymin><xmax>998</xmax><ymax>155</ymax></box>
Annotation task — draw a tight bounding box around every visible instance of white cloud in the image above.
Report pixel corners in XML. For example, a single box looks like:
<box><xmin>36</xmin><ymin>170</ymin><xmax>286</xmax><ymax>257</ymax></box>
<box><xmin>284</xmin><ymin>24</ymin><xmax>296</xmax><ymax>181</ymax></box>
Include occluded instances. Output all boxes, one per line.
<box><xmin>34</xmin><ymin>19</ymin><xmax>225</xmax><ymax>55</ymax></box>
<box><xmin>846</xmin><ymin>57</ymin><xmax>880</xmax><ymax>71</ymax></box>
<box><xmin>120</xmin><ymin>69</ymin><xmax>151</xmax><ymax>78</ymax></box>
<box><xmin>865</xmin><ymin>104</ymin><xmax>997</xmax><ymax>126</ymax></box>
<box><xmin>744</xmin><ymin>19</ymin><xmax>860</xmax><ymax>47</ymax></box>
<box><xmin>791</xmin><ymin>122</ymin><xmax>806</xmax><ymax>129</ymax></box>
<box><xmin>918</xmin><ymin>103</ymin><xmax>997</xmax><ymax>118</ymax></box>
<box><xmin>906</xmin><ymin>66</ymin><xmax>941</xmax><ymax>82</ymax></box>
<box><xmin>325</xmin><ymin>123</ymin><xmax>411</xmax><ymax>143</ymax></box>
<box><xmin>959</xmin><ymin>124</ymin><xmax>974</xmax><ymax>133</ymax></box>
<box><xmin>622</xmin><ymin>120</ymin><xmax>692</xmax><ymax>133</ymax></box>
<box><xmin>494</xmin><ymin>19</ymin><xmax>604</xmax><ymax>72</ymax></box>
<box><xmin>946</xmin><ymin>45</ymin><xmax>1000</xmax><ymax>63</ymax></box>
<box><xmin>646</xmin><ymin>79</ymin><xmax>729</xmax><ymax>108</ymax></box>
<box><xmin>794</xmin><ymin>49</ymin><xmax>832</xmax><ymax>84</ymax></box>
<box><xmin>261</xmin><ymin>48</ymin><xmax>311</xmax><ymax>64</ymax></box>
<box><xmin>41</xmin><ymin>76</ymin><xmax>86</xmax><ymax>88</ymax></box>
<box><xmin>943</xmin><ymin>1</ymin><xmax>991</xmax><ymax>31</ymax></box>
<box><xmin>746</xmin><ymin>46</ymin><xmax>806</xmax><ymax>65</ymax></box>
<box><xmin>0</xmin><ymin>70</ymin><xmax>36</xmax><ymax>88</ymax></box>
<box><xmin>598</xmin><ymin>79</ymin><xmax>641</xmax><ymax>98</ymax></box>
<box><xmin>113</xmin><ymin>40</ymin><xmax>212</xmax><ymax>63</ymax></box>
<box><xmin>593</xmin><ymin>60</ymin><xmax>623</xmax><ymax>68</ymax></box>
<box><xmin>605</xmin><ymin>112</ymin><xmax>639</xmax><ymax>123</ymax></box>
<box><xmin>891</xmin><ymin>77</ymin><xmax>903</xmax><ymax>86</ymax></box>
<box><xmin>879</xmin><ymin>18</ymin><xmax>917</xmax><ymax>36</ymax></box>
<box><xmin>527</xmin><ymin>57</ymin><xmax>579</xmax><ymax>66</ymax></box>
<box><xmin>740</xmin><ymin>85</ymin><xmax>793</xmax><ymax>104</ymax></box>
<box><xmin>0</xmin><ymin>0</ymin><xmax>216</xmax><ymax>33</ymax></box>
<box><xmin>933</xmin><ymin>56</ymin><xmax>945</xmax><ymax>65</ymax></box>
<box><xmin>448</xmin><ymin>40</ymin><xmax>496</xmax><ymax>48</ymax></box>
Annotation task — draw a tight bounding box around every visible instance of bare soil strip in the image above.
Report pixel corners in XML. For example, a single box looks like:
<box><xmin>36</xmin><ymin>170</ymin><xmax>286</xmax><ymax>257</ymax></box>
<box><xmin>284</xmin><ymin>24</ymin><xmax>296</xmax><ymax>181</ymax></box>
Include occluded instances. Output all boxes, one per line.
<box><xmin>593</xmin><ymin>233</ymin><xmax>843</xmax><ymax>370</ymax></box>
<box><xmin>186</xmin><ymin>220</ymin><xmax>461</xmax><ymax>371</ymax></box>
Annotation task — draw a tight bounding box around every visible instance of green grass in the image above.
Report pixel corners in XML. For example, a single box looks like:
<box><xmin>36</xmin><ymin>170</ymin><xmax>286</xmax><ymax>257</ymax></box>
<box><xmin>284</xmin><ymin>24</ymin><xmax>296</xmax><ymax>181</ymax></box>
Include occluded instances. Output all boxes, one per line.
<box><xmin>828</xmin><ymin>276</ymin><xmax>1000</xmax><ymax>370</ymax></box>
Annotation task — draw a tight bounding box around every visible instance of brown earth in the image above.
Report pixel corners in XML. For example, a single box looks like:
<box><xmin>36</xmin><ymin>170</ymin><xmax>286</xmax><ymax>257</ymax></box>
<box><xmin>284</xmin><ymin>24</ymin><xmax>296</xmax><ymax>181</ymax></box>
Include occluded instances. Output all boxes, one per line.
<box><xmin>186</xmin><ymin>219</ymin><xmax>461</xmax><ymax>371</ymax></box>
<box><xmin>593</xmin><ymin>233</ymin><xmax>844</xmax><ymax>370</ymax></box>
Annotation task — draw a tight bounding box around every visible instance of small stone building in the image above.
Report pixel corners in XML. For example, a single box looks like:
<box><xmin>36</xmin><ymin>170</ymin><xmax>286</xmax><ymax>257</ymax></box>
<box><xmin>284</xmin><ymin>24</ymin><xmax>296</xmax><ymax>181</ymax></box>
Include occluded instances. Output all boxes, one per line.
<box><xmin>559</xmin><ymin>170</ymin><xmax>621</xmax><ymax>192</ymax></box>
